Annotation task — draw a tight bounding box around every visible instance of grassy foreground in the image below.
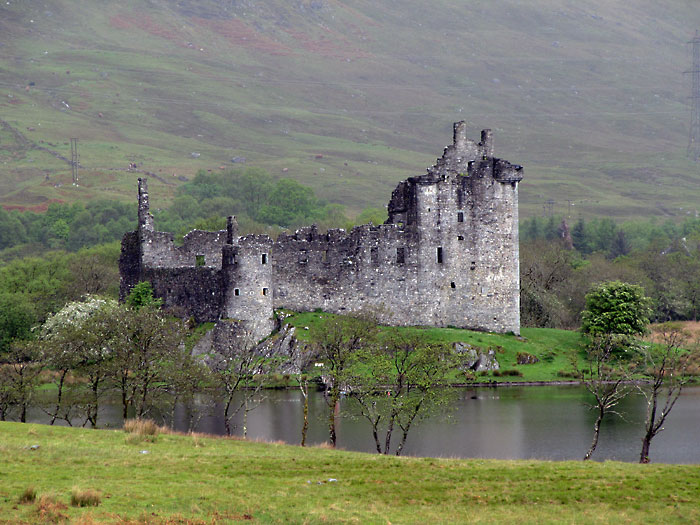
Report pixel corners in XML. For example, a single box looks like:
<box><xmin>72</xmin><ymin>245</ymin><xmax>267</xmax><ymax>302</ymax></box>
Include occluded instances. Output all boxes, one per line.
<box><xmin>1</xmin><ymin>422</ymin><xmax>699</xmax><ymax>524</ymax></box>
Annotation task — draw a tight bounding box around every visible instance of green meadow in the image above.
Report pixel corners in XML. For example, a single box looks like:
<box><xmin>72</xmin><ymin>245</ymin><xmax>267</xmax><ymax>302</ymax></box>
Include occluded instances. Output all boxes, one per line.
<box><xmin>1</xmin><ymin>422</ymin><xmax>699</xmax><ymax>523</ymax></box>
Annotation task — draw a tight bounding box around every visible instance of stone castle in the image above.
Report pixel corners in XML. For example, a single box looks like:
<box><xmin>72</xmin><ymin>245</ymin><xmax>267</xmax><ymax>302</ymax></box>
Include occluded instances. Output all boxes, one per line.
<box><xmin>119</xmin><ymin>122</ymin><xmax>523</xmax><ymax>340</ymax></box>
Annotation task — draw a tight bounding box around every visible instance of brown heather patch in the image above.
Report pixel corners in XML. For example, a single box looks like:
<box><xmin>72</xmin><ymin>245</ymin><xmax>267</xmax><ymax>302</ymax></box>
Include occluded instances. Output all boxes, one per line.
<box><xmin>35</xmin><ymin>495</ymin><xmax>68</xmax><ymax>523</ymax></box>
<box><xmin>192</xmin><ymin>17</ymin><xmax>292</xmax><ymax>56</ymax></box>
<box><xmin>646</xmin><ymin>321</ymin><xmax>700</xmax><ymax>343</ymax></box>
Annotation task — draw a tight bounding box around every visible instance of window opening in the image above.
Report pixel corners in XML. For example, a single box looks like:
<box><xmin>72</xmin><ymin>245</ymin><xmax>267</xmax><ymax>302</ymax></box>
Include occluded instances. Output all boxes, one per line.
<box><xmin>195</xmin><ymin>254</ymin><xmax>205</xmax><ymax>267</ymax></box>
<box><xmin>234</xmin><ymin>288</ymin><xmax>240</xmax><ymax>296</ymax></box>
<box><xmin>396</xmin><ymin>247</ymin><xmax>405</xmax><ymax>264</ymax></box>
<box><xmin>458</xmin><ymin>235</ymin><xmax>464</xmax><ymax>241</ymax></box>
<box><xmin>261</xmin><ymin>253</ymin><xmax>268</xmax><ymax>265</ymax></box>
<box><xmin>437</xmin><ymin>247</ymin><xmax>443</xmax><ymax>264</ymax></box>
<box><xmin>262</xmin><ymin>288</ymin><xmax>269</xmax><ymax>296</ymax></box>
<box><xmin>450</xmin><ymin>282</ymin><xmax>456</xmax><ymax>289</ymax></box>
<box><xmin>371</xmin><ymin>246</ymin><xmax>379</xmax><ymax>265</ymax></box>
<box><xmin>457</xmin><ymin>212</ymin><xmax>464</xmax><ymax>223</ymax></box>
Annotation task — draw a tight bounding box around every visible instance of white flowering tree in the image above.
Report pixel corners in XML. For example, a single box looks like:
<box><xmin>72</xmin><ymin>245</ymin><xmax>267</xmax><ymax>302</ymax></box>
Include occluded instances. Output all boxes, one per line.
<box><xmin>38</xmin><ymin>295</ymin><xmax>118</xmax><ymax>427</ymax></box>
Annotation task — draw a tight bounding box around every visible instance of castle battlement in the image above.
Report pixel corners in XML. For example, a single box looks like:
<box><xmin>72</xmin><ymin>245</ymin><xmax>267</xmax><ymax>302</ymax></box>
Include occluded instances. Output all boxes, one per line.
<box><xmin>120</xmin><ymin>122</ymin><xmax>523</xmax><ymax>340</ymax></box>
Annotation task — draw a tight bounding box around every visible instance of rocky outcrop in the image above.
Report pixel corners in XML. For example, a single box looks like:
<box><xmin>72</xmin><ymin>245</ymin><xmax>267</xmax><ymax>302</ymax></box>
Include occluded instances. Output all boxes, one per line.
<box><xmin>454</xmin><ymin>342</ymin><xmax>500</xmax><ymax>372</ymax></box>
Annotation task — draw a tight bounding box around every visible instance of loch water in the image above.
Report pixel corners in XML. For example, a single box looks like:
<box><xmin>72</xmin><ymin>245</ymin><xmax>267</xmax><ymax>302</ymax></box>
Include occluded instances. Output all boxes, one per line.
<box><xmin>24</xmin><ymin>385</ymin><xmax>700</xmax><ymax>463</ymax></box>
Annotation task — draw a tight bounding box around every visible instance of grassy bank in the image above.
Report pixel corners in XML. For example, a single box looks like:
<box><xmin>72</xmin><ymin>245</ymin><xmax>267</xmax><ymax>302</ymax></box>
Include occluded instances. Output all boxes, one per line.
<box><xmin>1</xmin><ymin>422</ymin><xmax>698</xmax><ymax>523</ymax></box>
<box><xmin>285</xmin><ymin>312</ymin><xmax>585</xmax><ymax>383</ymax></box>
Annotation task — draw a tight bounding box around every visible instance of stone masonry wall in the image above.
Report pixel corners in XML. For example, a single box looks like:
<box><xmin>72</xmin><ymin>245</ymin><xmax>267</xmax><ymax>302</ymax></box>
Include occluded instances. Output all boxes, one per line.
<box><xmin>119</xmin><ymin>122</ymin><xmax>523</xmax><ymax>336</ymax></box>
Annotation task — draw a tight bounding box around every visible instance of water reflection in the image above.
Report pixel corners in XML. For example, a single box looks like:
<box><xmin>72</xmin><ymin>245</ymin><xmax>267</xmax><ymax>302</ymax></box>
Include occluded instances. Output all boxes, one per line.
<box><xmin>22</xmin><ymin>385</ymin><xmax>700</xmax><ymax>463</ymax></box>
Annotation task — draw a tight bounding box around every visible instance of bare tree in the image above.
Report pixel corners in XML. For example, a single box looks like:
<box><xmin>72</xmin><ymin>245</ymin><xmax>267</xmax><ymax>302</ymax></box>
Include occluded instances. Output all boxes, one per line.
<box><xmin>210</xmin><ymin>324</ymin><xmax>272</xmax><ymax>437</ymax></box>
<box><xmin>637</xmin><ymin>323</ymin><xmax>696</xmax><ymax>463</ymax></box>
<box><xmin>574</xmin><ymin>335</ymin><xmax>631</xmax><ymax>460</ymax></box>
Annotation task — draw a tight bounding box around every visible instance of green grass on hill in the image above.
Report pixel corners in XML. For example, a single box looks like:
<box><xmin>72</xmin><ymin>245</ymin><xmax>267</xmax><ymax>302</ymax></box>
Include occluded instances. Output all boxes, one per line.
<box><xmin>284</xmin><ymin>311</ymin><xmax>584</xmax><ymax>382</ymax></box>
<box><xmin>0</xmin><ymin>422</ymin><xmax>698</xmax><ymax>523</ymax></box>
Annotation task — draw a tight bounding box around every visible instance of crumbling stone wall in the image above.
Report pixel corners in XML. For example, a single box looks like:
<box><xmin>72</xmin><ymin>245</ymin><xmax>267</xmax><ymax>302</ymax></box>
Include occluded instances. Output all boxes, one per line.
<box><xmin>119</xmin><ymin>121</ymin><xmax>523</xmax><ymax>337</ymax></box>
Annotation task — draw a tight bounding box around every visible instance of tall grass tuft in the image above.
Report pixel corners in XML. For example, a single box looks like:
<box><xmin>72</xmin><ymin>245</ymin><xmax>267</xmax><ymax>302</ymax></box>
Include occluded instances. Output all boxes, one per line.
<box><xmin>35</xmin><ymin>494</ymin><xmax>68</xmax><ymax>522</ymax></box>
<box><xmin>70</xmin><ymin>488</ymin><xmax>101</xmax><ymax>507</ymax></box>
<box><xmin>123</xmin><ymin>418</ymin><xmax>161</xmax><ymax>443</ymax></box>
<box><xmin>18</xmin><ymin>486</ymin><xmax>36</xmax><ymax>504</ymax></box>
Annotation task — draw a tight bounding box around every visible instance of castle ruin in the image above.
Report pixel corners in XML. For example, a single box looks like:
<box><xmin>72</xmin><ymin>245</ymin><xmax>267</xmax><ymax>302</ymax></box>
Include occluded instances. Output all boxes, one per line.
<box><xmin>119</xmin><ymin>122</ymin><xmax>524</xmax><ymax>339</ymax></box>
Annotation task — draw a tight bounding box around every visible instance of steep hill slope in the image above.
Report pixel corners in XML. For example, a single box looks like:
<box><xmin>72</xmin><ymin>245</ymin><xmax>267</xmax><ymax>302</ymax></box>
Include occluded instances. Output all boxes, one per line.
<box><xmin>1</xmin><ymin>0</ymin><xmax>700</xmax><ymax>219</ymax></box>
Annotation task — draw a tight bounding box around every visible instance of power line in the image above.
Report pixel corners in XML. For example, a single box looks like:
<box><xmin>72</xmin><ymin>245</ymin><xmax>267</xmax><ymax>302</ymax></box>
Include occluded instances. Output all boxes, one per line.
<box><xmin>687</xmin><ymin>30</ymin><xmax>700</xmax><ymax>161</ymax></box>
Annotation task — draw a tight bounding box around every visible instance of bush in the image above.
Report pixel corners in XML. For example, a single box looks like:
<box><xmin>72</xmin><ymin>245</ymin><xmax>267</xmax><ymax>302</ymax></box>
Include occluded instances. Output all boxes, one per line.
<box><xmin>501</xmin><ymin>369</ymin><xmax>523</xmax><ymax>377</ymax></box>
<box><xmin>70</xmin><ymin>488</ymin><xmax>101</xmax><ymax>507</ymax></box>
<box><xmin>557</xmin><ymin>370</ymin><xmax>577</xmax><ymax>378</ymax></box>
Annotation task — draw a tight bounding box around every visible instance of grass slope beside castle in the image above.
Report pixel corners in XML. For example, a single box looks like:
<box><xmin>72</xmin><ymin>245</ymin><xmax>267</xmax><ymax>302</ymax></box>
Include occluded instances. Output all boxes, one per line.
<box><xmin>285</xmin><ymin>312</ymin><xmax>584</xmax><ymax>383</ymax></box>
<box><xmin>2</xmin><ymin>422</ymin><xmax>699</xmax><ymax>523</ymax></box>
<box><xmin>2</xmin><ymin>0</ymin><xmax>700</xmax><ymax>219</ymax></box>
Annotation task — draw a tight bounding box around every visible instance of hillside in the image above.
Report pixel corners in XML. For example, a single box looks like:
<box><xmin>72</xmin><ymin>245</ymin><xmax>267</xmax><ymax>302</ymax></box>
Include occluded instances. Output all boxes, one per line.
<box><xmin>1</xmin><ymin>0</ymin><xmax>700</xmax><ymax>219</ymax></box>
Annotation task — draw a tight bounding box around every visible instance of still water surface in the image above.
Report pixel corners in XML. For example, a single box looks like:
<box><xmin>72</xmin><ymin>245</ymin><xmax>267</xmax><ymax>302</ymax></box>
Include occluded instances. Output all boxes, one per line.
<box><xmin>27</xmin><ymin>385</ymin><xmax>700</xmax><ymax>463</ymax></box>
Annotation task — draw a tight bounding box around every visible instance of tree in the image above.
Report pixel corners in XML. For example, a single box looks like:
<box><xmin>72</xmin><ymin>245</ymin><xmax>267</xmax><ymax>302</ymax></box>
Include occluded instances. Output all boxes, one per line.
<box><xmin>111</xmin><ymin>305</ymin><xmax>185</xmax><ymax>420</ymax></box>
<box><xmin>348</xmin><ymin>330</ymin><xmax>456</xmax><ymax>455</ymax></box>
<box><xmin>310</xmin><ymin>313</ymin><xmax>379</xmax><ymax>448</ymax></box>
<box><xmin>581</xmin><ymin>281</ymin><xmax>652</xmax><ymax>339</ymax></box>
<box><xmin>208</xmin><ymin>324</ymin><xmax>273</xmax><ymax>437</ymax></box>
<box><xmin>636</xmin><ymin>323</ymin><xmax>696</xmax><ymax>463</ymax></box>
<box><xmin>38</xmin><ymin>296</ymin><xmax>119</xmax><ymax>427</ymax></box>
<box><xmin>0</xmin><ymin>293</ymin><xmax>36</xmax><ymax>356</ymax></box>
<box><xmin>574</xmin><ymin>336</ymin><xmax>630</xmax><ymax>460</ymax></box>
<box><xmin>125</xmin><ymin>281</ymin><xmax>162</xmax><ymax>309</ymax></box>
<box><xmin>1</xmin><ymin>341</ymin><xmax>43</xmax><ymax>422</ymax></box>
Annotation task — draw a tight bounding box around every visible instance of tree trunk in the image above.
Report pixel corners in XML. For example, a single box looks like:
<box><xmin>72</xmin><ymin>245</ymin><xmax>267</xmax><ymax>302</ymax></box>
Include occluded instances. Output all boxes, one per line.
<box><xmin>328</xmin><ymin>388</ymin><xmax>340</xmax><ymax>448</ymax></box>
<box><xmin>584</xmin><ymin>406</ymin><xmax>604</xmax><ymax>461</ymax></box>
<box><xmin>224</xmin><ymin>396</ymin><xmax>233</xmax><ymax>437</ymax></box>
<box><xmin>50</xmin><ymin>370</ymin><xmax>68</xmax><ymax>425</ymax></box>
<box><xmin>300</xmin><ymin>381</ymin><xmax>309</xmax><ymax>447</ymax></box>
<box><xmin>640</xmin><ymin>435</ymin><xmax>652</xmax><ymax>463</ymax></box>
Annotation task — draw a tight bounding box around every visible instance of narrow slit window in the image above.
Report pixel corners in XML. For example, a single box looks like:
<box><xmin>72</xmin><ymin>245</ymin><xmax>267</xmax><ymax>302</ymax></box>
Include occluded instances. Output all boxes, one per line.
<box><xmin>450</xmin><ymin>282</ymin><xmax>456</xmax><ymax>289</ymax></box>
<box><xmin>234</xmin><ymin>288</ymin><xmax>240</xmax><ymax>296</ymax></box>
<box><xmin>457</xmin><ymin>212</ymin><xmax>464</xmax><ymax>223</ymax></box>
<box><xmin>437</xmin><ymin>247</ymin><xmax>443</xmax><ymax>264</ymax></box>
<box><xmin>261</xmin><ymin>253</ymin><xmax>268</xmax><ymax>265</ymax></box>
<box><xmin>195</xmin><ymin>254</ymin><xmax>205</xmax><ymax>267</ymax></box>
<box><xmin>262</xmin><ymin>288</ymin><xmax>269</xmax><ymax>296</ymax></box>
<box><xmin>396</xmin><ymin>247</ymin><xmax>405</xmax><ymax>264</ymax></box>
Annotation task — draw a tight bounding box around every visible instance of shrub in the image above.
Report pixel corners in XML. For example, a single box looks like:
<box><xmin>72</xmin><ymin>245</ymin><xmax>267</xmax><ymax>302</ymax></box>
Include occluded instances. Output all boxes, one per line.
<box><xmin>557</xmin><ymin>370</ymin><xmax>577</xmax><ymax>378</ymax></box>
<box><xmin>70</xmin><ymin>488</ymin><xmax>101</xmax><ymax>507</ymax></box>
<box><xmin>501</xmin><ymin>369</ymin><xmax>523</xmax><ymax>377</ymax></box>
<box><xmin>18</xmin><ymin>486</ymin><xmax>36</xmax><ymax>504</ymax></box>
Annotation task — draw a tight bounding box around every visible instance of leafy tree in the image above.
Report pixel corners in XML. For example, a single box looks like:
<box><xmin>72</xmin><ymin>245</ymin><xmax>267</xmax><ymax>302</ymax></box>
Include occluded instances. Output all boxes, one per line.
<box><xmin>581</xmin><ymin>281</ymin><xmax>652</xmax><ymax>338</ymax></box>
<box><xmin>310</xmin><ymin>313</ymin><xmax>379</xmax><ymax>448</ymax></box>
<box><xmin>1</xmin><ymin>341</ymin><xmax>43</xmax><ymax>422</ymax></box>
<box><xmin>348</xmin><ymin>330</ymin><xmax>456</xmax><ymax>455</ymax></box>
<box><xmin>0</xmin><ymin>293</ymin><xmax>36</xmax><ymax>356</ymax></box>
<box><xmin>111</xmin><ymin>305</ymin><xmax>185</xmax><ymax>419</ymax></box>
<box><xmin>38</xmin><ymin>296</ymin><xmax>118</xmax><ymax>426</ymax></box>
<box><xmin>126</xmin><ymin>281</ymin><xmax>162</xmax><ymax>310</ymax></box>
